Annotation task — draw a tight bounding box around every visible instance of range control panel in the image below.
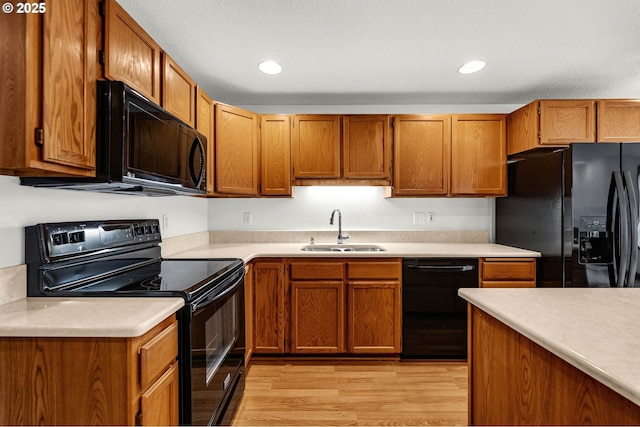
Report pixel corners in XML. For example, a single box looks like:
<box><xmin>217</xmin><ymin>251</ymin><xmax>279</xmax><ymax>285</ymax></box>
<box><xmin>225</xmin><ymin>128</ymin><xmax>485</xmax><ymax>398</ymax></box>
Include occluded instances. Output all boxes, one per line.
<box><xmin>40</xmin><ymin>219</ymin><xmax>162</xmax><ymax>259</ymax></box>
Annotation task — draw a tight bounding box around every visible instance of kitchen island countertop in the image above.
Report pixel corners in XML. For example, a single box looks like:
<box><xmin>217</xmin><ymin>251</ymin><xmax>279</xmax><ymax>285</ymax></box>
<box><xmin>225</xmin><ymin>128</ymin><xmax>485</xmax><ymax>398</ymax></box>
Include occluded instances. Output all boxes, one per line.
<box><xmin>459</xmin><ymin>287</ymin><xmax>640</xmax><ymax>406</ymax></box>
<box><xmin>0</xmin><ymin>297</ymin><xmax>184</xmax><ymax>337</ymax></box>
<box><xmin>168</xmin><ymin>242</ymin><xmax>540</xmax><ymax>261</ymax></box>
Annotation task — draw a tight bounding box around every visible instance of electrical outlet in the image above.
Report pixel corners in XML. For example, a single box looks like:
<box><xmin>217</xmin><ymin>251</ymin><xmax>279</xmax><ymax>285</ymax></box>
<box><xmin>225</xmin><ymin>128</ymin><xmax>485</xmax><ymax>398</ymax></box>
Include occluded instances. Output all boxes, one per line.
<box><xmin>427</xmin><ymin>212</ymin><xmax>435</xmax><ymax>223</ymax></box>
<box><xmin>243</xmin><ymin>212</ymin><xmax>252</xmax><ymax>225</ymax></box>
<box><xmin>162</xmin><ymin>214</ymin><xmax>169</xmax><ymax>230</ymax></box>
<box><xmin>413</xmin><ymin>212</ymin><xmax>427</xmax><ymax>225</ymax></box>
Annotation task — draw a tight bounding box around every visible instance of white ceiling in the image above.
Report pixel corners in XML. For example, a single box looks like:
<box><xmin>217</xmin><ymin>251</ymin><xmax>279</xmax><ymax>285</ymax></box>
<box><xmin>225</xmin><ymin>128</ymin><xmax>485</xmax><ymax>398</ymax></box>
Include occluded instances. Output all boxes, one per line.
<box><xmin>117</xmin><ymin>0</ymin><xmax>640</xmax><ymax>110</ymax></box>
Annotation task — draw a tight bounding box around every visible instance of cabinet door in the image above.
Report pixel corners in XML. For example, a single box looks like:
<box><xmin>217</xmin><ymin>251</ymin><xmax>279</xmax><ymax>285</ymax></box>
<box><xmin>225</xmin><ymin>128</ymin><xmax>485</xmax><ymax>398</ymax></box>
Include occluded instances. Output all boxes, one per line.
<box><xmin>507</xmin><ymin>102</ymin><xmax>538</xmax><ymax>155</ymax></box>
<box><xmin>292</xmin><ymin>115</ymin><xmax>341</xmax><ymax>178</ymax></box>
<box><xmin>39</xmin><ymin>0</ymin><xmax>97</xmax><ymax>171</ymax></box>
<box><xmin>215</xmin><ymin>104</ymin><xmax>259</xmax><ymax>195</ymax></box>
<box><xmin>597</xmin><ymin>99</ymin><xmax>640</xmax><ymax>142</ymax></box>
<box><xmin>244</xmin><ymin>264</ymin><xmax>254</xmax><ymax>366</ymax></box>
<box><xmin>104</xmin><ymin>0</ymin><xmax>161</xmax><ymax>104</ymax></box>
<box><xmin>451</xmin><ymin>115</ymin><xmax>506</xmax><ymax>196</ymax></box>
<box><xmin>343</xmin><ymin>115</ymin><xmax>391</xmax><ymax>179</ymax></box>
<box><xmin>162</xmin><ymin>54</ymin><xmax>196</xmax><ymax>127</ymax></box>
<box><xmin>196</xmin><ymin>87</ymin><xmax>215</xmax><ymax>195</ymax></box>
<box><xmin>540</xmin><ymin>100</ymin><xmax>596</xmax><ymax>144</ymax></box>
<box><xmin>253</xmin><ymin>261</ymin><xmax>286</xmax><ymax>353</ymax></box>
<box><xmin>393</xmin><ymin>115</ymin><xmax>451</xmax><ymax>196</ymax></box>
<box><xmin>140</xmin><ymin>363</ymin><xmax>179</xmax><ymax>426</ymax></box>
<box><xmin>347</xmin><ymin>282</ymin><xmax>402</xmax><ymax>353</ymax></box>
<box><xmin>261</xmin><ymin>115</ymin><xmax>292</xmax><ymax>196</ymax></box>
<box><xmin>290</xmin><ymin>281</ymin><xmax>345</xmax><ymax>353</ymax></box>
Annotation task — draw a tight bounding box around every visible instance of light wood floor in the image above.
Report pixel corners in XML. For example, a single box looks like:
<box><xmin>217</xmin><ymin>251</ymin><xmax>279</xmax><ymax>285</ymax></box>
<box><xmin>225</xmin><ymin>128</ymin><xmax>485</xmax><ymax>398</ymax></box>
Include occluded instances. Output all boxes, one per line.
<box><xmin>231</xmin><ymin>360</ymin><xmax>468</xmax><ymax>426</ymax></box>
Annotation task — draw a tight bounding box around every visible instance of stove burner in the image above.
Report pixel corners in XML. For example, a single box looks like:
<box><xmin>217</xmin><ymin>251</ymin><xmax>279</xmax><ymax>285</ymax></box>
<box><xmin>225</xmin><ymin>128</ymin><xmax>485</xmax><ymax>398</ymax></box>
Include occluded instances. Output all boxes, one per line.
<box><xmin>140</xmin><ymin>276</ymin><xmax>162</xmax><ymax>290</ymax></box>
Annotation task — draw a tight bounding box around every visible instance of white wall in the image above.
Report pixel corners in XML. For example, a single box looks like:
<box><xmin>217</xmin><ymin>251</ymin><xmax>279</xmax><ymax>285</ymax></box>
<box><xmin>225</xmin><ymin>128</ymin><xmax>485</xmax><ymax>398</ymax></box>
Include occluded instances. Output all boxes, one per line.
<box><xmin>208</xmin><ymin>186</ymin><xmax>493</xmax><ymax>233</ymax></box>
<box><xmin>0</xmin><ymin>176</ymin><xmax>208</xmax><ymax>268</ymax></box>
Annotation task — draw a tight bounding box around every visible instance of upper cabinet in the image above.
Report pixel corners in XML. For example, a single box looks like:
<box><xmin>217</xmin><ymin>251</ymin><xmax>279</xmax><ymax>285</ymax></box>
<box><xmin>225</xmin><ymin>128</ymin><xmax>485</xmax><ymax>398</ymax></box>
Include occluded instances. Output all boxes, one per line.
<box><xmin>162</xmin><ymin>54</ymin><xmax>196</xmax><ymax>127</ymax></box>
<box><xmin>342</xmin><ymin>115</ymin><xmax>391</xmax><ymax>180</ymax></box>
<box><xmin>104</xmin><ymin>0</ymin><xmax>161</xmax><ymax>104</ymax></box>
<box><xmin>261</xmin><ymin>115</ymin><xmax>292</xmax><ymax>196</ymax></box>
<box><xmin>392</xmin><ymin>115</ymin><xmax>451</xmax><ymax>196</ymax></box>
<box><xmin>215</xmin><ymin>103</ymin><xmax>259</xmax><ymax>196</ymax></box>
<box><xmin>195</xmin><ymin>87</ymin><xmax>215</xmax><ymax>195</ymax></box>
<box><xmin>451</xmin><ymin>115</ymin><xmax>506</xmax><ymax>196</ymax></box>
<box><xmin>0</xmin><ymin>0</ymin><xmax>98</xmax><ymax>176</ymax></box>
<box><xmin>292</xmin><ymin>115</ymin><xmax>341</xmax><ymax>179</ymax></box>
<box><xmin>508</xmin><ymin>100</ymin><xmax>596</xmax><ymax>155</ymax></box>
<box><xmin>597</xmin><ymin>99</ymin><xmax>640</xmax><ymax>142</ymax></box>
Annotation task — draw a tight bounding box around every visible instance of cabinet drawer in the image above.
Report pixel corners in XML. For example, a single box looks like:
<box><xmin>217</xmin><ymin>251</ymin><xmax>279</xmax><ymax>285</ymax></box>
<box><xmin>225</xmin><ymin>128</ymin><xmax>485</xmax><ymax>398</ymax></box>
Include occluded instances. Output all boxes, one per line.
<box><xmin>482</xmin><ymin>258</ymin><xmax>536</xmax><ymax>281</ymax></box>
<box><xmin>480</xmin><ymin>281</ymin><xmax>536</xmax><ymax>288</ymax></box>
<box><xmin>290</xmin><ymin>261</ymin><xmax>344</xmax><ymax>280</ymax></box>
<box><xmin>347</xmin><ymin>261</ymin><xmax>401</xmax><ymax>280</ymax></box>
<box><xmin>139</xmin><ymin>321</ymin><xmax>178</xmax><ymax>389</ymax></box>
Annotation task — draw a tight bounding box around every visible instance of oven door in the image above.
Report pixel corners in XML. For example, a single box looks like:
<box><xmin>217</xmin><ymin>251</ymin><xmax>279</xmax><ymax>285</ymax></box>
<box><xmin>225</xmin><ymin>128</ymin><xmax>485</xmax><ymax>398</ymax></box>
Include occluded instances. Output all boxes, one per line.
<box><xmin>181</xmin><ymin>270</ymin><xmax>245</xmax><ymax>426</ymax></box>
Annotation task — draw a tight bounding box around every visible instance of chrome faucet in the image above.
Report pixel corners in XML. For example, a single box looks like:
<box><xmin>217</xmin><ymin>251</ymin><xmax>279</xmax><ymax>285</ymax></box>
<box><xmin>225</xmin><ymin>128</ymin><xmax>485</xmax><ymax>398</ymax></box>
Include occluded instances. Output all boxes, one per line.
<box><xmin>329</xmin><ymin>209</ymin><xmax>349</xmax><ymax>244</ymax></box>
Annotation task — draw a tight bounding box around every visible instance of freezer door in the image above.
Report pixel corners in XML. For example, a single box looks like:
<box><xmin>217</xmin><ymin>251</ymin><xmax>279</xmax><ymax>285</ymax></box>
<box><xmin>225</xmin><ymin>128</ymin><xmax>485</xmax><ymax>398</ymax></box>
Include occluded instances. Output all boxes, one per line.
<box><xmin>571</xmin><ymin>143</ymin><xmax>619</xmax><ymax>287</ymax></box>
<box><xmin>621</xmin><ymin>143</ymin><xmax>640</xmax><ymax>287</ymax></box>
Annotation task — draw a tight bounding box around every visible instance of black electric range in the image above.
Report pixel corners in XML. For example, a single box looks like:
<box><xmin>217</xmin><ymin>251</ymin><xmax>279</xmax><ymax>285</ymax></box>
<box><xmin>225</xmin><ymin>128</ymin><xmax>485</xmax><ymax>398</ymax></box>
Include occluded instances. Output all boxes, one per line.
<box><xmin>25</xmin><ymin>219</ymin><xmax>246</xmax><ymax>426</ymax></box>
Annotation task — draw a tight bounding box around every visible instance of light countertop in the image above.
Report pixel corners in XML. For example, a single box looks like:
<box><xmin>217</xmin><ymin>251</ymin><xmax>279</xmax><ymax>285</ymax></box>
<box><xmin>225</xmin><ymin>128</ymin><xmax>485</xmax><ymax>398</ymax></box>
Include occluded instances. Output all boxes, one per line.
<box><xmin>169</xmin><ymin>242</ymin><xmax>540</xmax><ymax>261</ymax></box>
<box><xmin>458</xmin><ymin>288</ymin><xmax>640</xmax><ymax>406</ymax></box>
<box><xmin>0</xmin><ymin>297</ymin><xmax>184</xmax><ymax>337</ymax></box>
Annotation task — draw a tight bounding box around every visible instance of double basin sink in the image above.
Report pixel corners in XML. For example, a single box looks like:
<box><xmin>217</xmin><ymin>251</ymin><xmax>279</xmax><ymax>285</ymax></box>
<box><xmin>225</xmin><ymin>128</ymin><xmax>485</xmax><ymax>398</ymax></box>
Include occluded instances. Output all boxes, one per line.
<box><xmin>300</xmin><ymin>244</ymin><xmax>387</xmax><ymax>252</ymax></box>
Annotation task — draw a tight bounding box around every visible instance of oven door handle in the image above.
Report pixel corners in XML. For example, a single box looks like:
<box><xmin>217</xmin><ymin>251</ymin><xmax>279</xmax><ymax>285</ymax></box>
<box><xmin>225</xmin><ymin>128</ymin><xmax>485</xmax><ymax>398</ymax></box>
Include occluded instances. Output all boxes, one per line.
<box><xmin>191</xmin><ymin>270</ymin><xmax>244</xmax><ymax>313</ymax></box>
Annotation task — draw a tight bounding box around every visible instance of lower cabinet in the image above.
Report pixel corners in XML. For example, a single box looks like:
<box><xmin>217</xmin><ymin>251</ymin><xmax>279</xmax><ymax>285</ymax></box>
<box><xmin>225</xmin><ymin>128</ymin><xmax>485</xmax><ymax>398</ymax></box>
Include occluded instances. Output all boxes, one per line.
<box><xmin>0</xmin><ymin>315</ymin><xmax>179</xmax><ymax>426</ymax></box>
<box><xmin>251</xmin><ymin>258</ymin><xmax>402</xmax><ymax>355</ymax></box>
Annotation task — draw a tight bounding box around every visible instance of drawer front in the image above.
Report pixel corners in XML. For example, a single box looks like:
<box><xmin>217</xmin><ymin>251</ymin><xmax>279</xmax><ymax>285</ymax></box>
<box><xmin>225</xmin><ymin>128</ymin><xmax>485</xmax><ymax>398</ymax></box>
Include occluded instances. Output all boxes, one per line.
<box><xmin>347</xmin><ymin>261</ymin><xmax>402</xmax><ymax>280</ymax></box>
<box><xmin>482</xmin><ymin>259</ymin><xmax>535</xmax><ymax>281</ymax></box>
<box><xmin>290</xmin><ymin>261</ymin><xmax>344</xmax><ymax>280</ymax></box>
<box><xmin>140</xmin><ymin>321</ymin><xmax>179</xmax><ymax>389</ymax></box>
<box><xmin>480</xmin><ymin>280</ymin><xmax>536</xmax><ymax>288</ymax></box>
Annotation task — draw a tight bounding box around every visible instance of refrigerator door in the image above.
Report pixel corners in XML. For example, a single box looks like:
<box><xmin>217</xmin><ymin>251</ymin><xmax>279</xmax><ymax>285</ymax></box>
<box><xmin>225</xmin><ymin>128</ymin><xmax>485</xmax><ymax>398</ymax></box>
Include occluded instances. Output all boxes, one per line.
<box><xmin>621</xmin><ymin>143</ymin><xmax>640</xmax><ymax>287</ymax></box>
<box><xmin>571</xmin><ymin>143</ymin><xmax>620</xmax><ymax>287</ymax></box>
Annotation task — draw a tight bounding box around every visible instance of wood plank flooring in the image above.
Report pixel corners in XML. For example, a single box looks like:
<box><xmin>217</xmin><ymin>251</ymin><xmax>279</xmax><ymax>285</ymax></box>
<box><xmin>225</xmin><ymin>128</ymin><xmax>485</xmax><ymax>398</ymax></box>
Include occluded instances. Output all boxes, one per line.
<box><xmin>232</xmin><ymin>360</ymin><xmax>468</xmax><ymax>426</ymax></box>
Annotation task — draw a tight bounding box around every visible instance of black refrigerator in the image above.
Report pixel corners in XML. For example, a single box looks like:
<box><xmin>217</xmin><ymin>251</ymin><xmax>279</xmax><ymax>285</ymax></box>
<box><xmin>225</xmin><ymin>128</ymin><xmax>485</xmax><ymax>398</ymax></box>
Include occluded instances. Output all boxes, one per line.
<box><xmin>496</xmin><ymin>143</ymin><xmax>640</xmax><ymax>288</ymax></box>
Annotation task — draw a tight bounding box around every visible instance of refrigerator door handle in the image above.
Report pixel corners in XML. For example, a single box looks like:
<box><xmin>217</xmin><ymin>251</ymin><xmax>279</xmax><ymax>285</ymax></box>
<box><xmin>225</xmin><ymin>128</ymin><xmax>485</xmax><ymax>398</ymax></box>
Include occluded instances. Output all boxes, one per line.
<box><xmin>614</xmin><ymin>171</ymin><xmax>630</xmax><ymax>287</ymax></box>
<box><xmin>624</xmin><ymin>171</ymin><xmax>638</xmax><ymax>287</ymax></box>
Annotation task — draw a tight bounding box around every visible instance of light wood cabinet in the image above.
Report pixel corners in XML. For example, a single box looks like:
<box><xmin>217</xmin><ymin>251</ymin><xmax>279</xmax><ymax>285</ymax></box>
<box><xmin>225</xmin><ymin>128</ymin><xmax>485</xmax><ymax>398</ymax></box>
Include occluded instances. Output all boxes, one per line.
<box><xmin>252</xmin><ymin>259</ymin><xmax>286</xmax><ymax>354</ymax></box>
<box><xmin>346</xmin><ymin>261</ymin><xmax>402</xmax><ymax>353</ymax></box>
<box><xmin>162</xmin><ymin>53</ymin><xmax>196</xmax><ymax>127</ymax></box>
<box><xmin>451</xmin><ymin>115</ymin><xmax>506</xmax><ymax>196</ymax></box>
<box><xmin>597</xmin><ymin>99</ymin><xmax>640</xmax><ymax>142</ymax></box>
<box><xmin>468</xmin><ymin>306</ymin><xmax>640</xmax><ymax>425</ymax></box>
<box><xmin>244</xmin><ymin>263</ymin><xmax>254</xmax><ymax>366</ymax></box>
<box><xmin>104</xmin><ymin>0</ymin><xmax>161</xmax><ymax>104</ymax></box>
<box><xmin>261</xmin><ymin>115</ymin><xmax>292</xmax><ymax>196</ymax></box>
<box><xmin>508</xmin><ymin>100</ymin><xmax>596</xmax><ymax>155</ymax></box>
<box><xmin>392</xmin><ymin>115</ymin><xmax>451</xmax><ymax>196</ymax></box>
<box><xmin>342</xmin><ymin>115</ymin><xmax>391</xmax><ymax>180</ymax></box>
<box><xmin>0</xmin><ymin>0</ymin><xmax>98</xmax><ymax>176</ymax></box>
<box><xmin>196</xmin><ymin>87</ymin><xmax>215</xmax><ymax>195</ymax></box>
<box><xmin>479</xmin><ymin>257</ymin><xmax>536</xmax><ymax>288</ymax></box>
<box><xmin>215</xmin><ymin>103</ymin><xmax>259</xmax><ymax>195</ymax></box>
<box><xmin>292</xmin><ymin>115</ymin><xmax>341</xmax><ymax>179</ymax></box>
<box><xmin>0</xmin><ymin>315</ymin><xmax>179</xmax><ymax>426</ymax></box>
<box><xmin>290</xmin><ymin>281</ymin><xmax>346</xmax><ymax>353</ymax></box>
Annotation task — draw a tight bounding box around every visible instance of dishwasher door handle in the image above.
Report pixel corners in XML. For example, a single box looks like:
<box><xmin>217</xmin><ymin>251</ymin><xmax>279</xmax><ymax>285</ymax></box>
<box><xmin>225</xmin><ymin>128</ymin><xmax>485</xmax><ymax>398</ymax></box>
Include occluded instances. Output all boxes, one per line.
<box><xmin>406</xmin><ymin>264</ymin><xmax>476</xmax><ymax>273</ymax></box>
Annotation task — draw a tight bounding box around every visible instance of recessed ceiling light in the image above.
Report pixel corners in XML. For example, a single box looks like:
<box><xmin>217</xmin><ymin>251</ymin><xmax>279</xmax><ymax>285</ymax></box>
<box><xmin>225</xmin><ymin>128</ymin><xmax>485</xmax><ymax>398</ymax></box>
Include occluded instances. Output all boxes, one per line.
<box><xmin>258</xmin><ymin>60</ymin><xmax>282</xmax><ymax>75</ymax></box>
<box><xmin>458</xmin><ymin>60</ymin><xmax>486</xmax><ymax>74</ymax></box>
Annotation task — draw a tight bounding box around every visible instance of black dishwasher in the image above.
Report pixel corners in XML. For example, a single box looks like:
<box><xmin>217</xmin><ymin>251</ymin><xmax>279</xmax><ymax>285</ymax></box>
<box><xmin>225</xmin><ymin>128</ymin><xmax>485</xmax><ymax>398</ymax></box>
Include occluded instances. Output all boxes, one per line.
<box><xmin>401</xmin><ymin>258</ymin><xmax>478</xmax><ymax>359</ymax></box>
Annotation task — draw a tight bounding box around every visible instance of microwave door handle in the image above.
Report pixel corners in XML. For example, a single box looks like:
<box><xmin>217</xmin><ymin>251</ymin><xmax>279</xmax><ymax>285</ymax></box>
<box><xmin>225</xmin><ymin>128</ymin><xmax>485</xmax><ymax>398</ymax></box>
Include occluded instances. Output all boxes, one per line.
<box><xmin>624</xmin><ymin>171</ymin><xmax>639</xmax><ymax>287</ymax></box>
<box><xmin>189</xmin><ymin>136</ymin><xmax>205</xmax><ymax>187</ymax></box>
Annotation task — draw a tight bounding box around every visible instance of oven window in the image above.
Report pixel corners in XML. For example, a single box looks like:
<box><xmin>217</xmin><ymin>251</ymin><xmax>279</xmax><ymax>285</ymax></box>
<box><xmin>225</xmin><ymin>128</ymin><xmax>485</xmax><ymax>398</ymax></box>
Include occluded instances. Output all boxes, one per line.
<box><xmin>205</xmin><ymin>292</ymin><xmax>237</xmax><ymax>384</ymax></box>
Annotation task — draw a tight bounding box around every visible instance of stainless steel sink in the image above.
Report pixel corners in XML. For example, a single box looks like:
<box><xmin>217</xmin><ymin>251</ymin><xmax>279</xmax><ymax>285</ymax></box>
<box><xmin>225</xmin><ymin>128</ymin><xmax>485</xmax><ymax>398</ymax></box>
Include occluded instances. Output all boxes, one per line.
<box><xmin>300</xmin><ymin>244</ymin><xmax>387</xmax><ymax>252</ymax></box>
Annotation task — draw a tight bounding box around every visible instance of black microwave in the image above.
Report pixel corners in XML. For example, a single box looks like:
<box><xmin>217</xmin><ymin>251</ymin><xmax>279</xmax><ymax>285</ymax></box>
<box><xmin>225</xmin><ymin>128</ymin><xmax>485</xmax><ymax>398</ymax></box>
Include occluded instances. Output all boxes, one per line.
<box><xmin>21</xmin><ymin>80</ymin><xmax>207</xmax><ymax>196</ymax></box>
